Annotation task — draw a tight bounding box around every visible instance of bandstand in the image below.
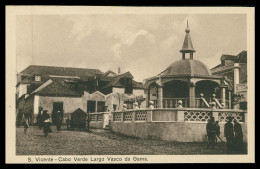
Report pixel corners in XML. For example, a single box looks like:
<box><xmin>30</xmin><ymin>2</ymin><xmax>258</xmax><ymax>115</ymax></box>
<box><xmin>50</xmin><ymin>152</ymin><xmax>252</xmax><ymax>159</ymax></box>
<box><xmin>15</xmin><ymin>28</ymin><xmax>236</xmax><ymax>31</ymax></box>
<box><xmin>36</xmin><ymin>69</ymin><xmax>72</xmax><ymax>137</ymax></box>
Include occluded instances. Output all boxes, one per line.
<box><xmin>144</xmin><ymin>22</ymin><xmax>233</xmax><ymax>109</ymax></box>
<box><xmin>110</xmin><ymin>22</ymin><xmax>247</xmax><ymax>142</ymax></box>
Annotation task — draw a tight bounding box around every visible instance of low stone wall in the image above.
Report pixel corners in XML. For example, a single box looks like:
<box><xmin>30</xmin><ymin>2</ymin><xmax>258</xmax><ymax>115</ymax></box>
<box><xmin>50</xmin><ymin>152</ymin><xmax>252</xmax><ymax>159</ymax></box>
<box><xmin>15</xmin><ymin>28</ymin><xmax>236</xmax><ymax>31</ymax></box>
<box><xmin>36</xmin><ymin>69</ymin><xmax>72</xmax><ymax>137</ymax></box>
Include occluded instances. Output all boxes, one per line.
<box><xmin>110</xmin><ymin>121</ymin><xmax>247</xmax><ymax>142</ymax></box>
<box><xmin>89</xmin><ymin>112</ymin><xmax>110</xmax><ymax>129</ymax></box>
<box><xmin>89</xmin><ymin>121</ymin><xmax>104</xmax><ymax>129</ymax></box>
<box><xmin>110</xmin><ymin>108</ymin><xmax>247</xmax><ymax>142</ymax></box>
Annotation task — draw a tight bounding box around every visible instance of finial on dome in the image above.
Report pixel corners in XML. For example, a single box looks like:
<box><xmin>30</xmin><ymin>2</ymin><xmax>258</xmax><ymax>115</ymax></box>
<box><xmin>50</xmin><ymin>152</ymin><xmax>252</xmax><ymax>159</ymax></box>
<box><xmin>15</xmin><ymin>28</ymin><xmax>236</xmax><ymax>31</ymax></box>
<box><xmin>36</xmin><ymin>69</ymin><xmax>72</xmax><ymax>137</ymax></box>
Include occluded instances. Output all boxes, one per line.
<box><xmin>185</xmin><ymin>20</ymin><xmax>190</xmax><ymax>33</ymax></box>
<box><xmin>180</xmin><ymin>19</ymin><xmax>195</xmax><ymax>59</ymax></box>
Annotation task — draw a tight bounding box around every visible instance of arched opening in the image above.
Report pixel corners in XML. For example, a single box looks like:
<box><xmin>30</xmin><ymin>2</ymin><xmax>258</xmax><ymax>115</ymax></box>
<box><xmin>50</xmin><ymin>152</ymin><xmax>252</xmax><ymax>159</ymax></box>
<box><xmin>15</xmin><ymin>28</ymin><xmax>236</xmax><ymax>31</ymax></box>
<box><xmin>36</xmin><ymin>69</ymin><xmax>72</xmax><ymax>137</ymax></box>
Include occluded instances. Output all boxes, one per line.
<box><xmin>195</xmin><ymin>80</ymin><xmax>220</xmax><ymax>103</ymax></box>
<box><xmin>162</xmin><ymin>80</ymin><xmax>189</xmax><ymax>108</ymax></box>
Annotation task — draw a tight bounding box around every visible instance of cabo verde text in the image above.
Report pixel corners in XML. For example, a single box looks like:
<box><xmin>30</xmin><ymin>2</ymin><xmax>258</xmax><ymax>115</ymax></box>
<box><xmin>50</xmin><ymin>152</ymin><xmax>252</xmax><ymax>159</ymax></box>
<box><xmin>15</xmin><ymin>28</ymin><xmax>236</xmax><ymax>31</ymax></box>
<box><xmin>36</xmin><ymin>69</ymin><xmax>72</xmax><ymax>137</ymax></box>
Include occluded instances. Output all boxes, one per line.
<box><xmin>34</xmin><ymin>156</ymin><xmax>148</xmax><ymax>162</ymax></box>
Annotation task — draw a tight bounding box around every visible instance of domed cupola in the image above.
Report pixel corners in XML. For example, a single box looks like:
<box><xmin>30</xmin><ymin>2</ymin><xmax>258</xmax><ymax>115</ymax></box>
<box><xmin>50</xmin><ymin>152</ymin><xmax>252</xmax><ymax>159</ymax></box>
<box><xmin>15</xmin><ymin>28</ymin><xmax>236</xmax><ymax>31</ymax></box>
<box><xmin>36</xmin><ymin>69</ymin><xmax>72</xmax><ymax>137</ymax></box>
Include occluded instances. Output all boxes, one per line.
<box><xmin>161</xmin><ymin>20</ymin><xmax>212</xmax><ymax>77</ymax></box>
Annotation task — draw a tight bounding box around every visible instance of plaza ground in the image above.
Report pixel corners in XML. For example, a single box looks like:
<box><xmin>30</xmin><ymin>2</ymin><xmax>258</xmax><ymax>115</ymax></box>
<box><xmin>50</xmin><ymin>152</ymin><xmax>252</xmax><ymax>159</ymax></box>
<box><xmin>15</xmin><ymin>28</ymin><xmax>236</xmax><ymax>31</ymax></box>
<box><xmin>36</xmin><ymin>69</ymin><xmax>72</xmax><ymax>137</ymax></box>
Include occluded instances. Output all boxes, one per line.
<box><xmin>16</xmin><ymin>126</ymin><xmax>247</xmax><ymax>155</ymax></box>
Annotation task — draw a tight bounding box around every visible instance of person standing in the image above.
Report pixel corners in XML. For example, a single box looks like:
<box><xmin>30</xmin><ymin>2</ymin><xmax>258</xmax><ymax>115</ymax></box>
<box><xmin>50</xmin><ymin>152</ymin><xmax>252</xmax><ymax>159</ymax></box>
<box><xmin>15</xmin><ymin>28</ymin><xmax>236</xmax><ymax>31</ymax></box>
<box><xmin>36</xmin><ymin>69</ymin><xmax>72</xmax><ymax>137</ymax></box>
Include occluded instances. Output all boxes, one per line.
<box><xmin>206</xmin><ymin>117</ymin><xmax>217</xmax><ymax>149</ymax></box>
<box><xmin>233</xmin><ymin>119</ymin><xmax>244</xmax><ymax>153</ymax></box>
<box><xmin>42</xmin><ymin>110</ymin><xmax>52</xmax><ymax>137</ymax></box>
<box><xmin>215</xmin><ymin>121</ymin><xmax>224</xmax><ymax>142</ymax></box>
<box><xmin>37</xmin><ymin>106</ymin><xmax>43</xmax><ymax>129</ymax></box>
<box><xmin>56</xmin><ymin>110</ymin><xmax>63</xmax><ymax>132</ymax></box>
<box><xmin>22</xmin><ymin>112</ymin><xmax>29</xmax><ymax>135</ymax></box>
<box><xmin>224</xmin><ymin>116</ymin><xmax>234</xmax><ymax>153</ymax></box>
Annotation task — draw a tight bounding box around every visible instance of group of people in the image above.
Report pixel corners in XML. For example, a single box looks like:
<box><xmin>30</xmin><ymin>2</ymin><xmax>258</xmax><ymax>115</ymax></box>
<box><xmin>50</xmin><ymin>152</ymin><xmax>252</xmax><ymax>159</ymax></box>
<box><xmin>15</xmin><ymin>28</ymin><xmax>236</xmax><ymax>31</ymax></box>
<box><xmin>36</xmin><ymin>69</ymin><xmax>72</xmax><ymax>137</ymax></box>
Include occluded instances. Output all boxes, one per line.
<box><xmin>206</xmin><ymin>116</ymin><xmax>244</xmax><ymax>153</ymax></box>
<box><xmin>37</xmin><ymin>106</ymin><xmax>64</xmax><ymax>137</ymax></box>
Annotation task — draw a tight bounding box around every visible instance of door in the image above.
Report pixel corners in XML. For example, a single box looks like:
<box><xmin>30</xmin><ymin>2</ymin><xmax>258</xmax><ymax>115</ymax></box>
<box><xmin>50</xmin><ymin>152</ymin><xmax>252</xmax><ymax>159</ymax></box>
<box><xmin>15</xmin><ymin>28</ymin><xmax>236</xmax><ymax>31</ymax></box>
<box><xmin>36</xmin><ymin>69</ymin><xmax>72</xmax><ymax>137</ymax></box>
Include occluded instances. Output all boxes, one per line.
<box><xmin>52</xmin><ymin>102</ymin><xmax>64</xmax><ymax>123</ymax></box>
<box><xmin>53</xmin><ymin>102</ymin><xmax>63</xmax><ymax>112</ymax></box>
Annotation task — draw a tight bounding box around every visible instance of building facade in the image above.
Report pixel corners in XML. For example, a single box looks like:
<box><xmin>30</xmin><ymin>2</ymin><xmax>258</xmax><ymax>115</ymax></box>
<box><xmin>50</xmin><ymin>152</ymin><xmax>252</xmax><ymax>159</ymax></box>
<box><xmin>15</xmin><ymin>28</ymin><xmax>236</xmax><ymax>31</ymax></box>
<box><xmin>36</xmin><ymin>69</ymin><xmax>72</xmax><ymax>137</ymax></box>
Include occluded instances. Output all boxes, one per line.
<box><xmin>211</xmin><ymin>51</ymin><xmax>247</xmax><ymax>109</ymax></box>
<box><xmin>16</xmin><ymin>65</ymin><xmax>145</xmax><ymax>126</ymax></box>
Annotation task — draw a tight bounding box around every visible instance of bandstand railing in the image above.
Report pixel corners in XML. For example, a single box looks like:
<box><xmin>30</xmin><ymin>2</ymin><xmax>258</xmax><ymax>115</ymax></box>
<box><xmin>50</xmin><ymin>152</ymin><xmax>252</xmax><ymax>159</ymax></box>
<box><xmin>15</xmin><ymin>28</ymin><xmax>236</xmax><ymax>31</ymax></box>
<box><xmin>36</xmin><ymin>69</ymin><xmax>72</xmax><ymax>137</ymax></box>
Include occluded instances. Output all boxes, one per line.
<box><xmin>112</xmin><ymin>108</ymin><xmax>247</xmax><ymax>123</ymax></box>
<box><xmin>163</xmin><ymin>98</ymin><xmax>189</xmax><ymax>108</ymax></box>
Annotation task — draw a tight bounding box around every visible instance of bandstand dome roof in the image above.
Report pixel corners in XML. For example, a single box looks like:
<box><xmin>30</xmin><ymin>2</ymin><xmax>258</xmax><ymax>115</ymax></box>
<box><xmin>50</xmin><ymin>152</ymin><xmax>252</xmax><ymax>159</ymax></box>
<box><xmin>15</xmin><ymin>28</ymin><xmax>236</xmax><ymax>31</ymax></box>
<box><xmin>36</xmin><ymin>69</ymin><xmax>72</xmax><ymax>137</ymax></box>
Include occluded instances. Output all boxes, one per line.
<box><xmin>161</xmin><ymin>59</ymin><xmax>212</xmax><ymax>77</ymax></box>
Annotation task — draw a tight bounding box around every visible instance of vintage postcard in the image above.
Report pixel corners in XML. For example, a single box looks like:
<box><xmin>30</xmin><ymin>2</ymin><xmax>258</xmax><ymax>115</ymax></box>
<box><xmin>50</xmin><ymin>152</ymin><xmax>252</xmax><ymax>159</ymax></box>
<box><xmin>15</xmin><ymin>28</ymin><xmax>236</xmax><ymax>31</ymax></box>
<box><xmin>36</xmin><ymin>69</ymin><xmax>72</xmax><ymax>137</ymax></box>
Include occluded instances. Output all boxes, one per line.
<box><xmin>6</xmin><ymin>6</ymin><xmax>255</xmax><ymax>163</ymax></box>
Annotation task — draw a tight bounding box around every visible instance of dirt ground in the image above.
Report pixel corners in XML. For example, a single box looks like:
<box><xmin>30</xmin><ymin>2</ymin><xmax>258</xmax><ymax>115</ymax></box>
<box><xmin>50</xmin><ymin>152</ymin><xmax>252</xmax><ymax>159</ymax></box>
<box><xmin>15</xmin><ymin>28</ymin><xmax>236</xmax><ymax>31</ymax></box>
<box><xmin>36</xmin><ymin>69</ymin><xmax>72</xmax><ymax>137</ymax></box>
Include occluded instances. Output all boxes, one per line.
<box><xmin>16</xmin><ymin>126</ymin><xmax>247</xmax><ymax>155</ymax></box>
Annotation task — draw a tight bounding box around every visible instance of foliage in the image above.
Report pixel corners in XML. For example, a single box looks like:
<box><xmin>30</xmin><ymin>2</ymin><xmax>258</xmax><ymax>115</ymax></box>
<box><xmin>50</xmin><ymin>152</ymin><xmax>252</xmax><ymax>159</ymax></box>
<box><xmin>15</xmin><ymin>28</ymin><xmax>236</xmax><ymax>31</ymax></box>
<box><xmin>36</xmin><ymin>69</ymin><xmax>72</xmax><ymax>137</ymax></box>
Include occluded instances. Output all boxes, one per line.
<box><xmin>232</xmin><ymin>93</ymin><xmax>244</xmax><ymax>105</ymax></box>
<box><xmin>135</xmin><ymin>95</ymin><xmax>146</xmax><ymax>106</ymax></box>
<box><xmin>113</xmin><ymin>93</ymin><xmax>128</xmax><ymax>110</ymax></box>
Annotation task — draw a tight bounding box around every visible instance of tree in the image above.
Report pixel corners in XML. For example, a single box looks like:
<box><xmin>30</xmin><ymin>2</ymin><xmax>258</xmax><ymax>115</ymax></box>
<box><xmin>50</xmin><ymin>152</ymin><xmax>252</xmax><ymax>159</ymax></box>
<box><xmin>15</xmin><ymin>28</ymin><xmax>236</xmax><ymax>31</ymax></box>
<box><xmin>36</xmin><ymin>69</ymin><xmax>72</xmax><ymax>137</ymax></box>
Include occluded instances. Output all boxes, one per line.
<box><xmin>113</xmin><ymin>92</ymin><xmax>127</xmax><ymax>110</ymax></box>
<box><xmin>135</xmin><ymin>95</ymin><xmax>146</xmax><ymax>108</ymax></box>
<box><xmin>126</xmin><ymin>95</ymin><xmax>146</xmax><ymax>108</ymax></box>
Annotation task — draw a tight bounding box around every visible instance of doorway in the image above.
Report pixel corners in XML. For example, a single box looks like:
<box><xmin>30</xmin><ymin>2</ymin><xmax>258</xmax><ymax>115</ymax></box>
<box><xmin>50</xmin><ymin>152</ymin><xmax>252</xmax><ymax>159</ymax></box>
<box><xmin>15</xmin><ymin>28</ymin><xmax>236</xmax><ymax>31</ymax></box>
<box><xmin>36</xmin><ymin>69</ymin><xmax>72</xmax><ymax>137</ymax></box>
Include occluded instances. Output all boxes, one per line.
<box><xmin>53</xmin><ymin>102</ymin><xmax>64</xmax><ymax>112</ymax></box>
<box><xmin>87</xmin><ymin>101</ymin><xmax>96</xmax><ymax>113</ymax></box>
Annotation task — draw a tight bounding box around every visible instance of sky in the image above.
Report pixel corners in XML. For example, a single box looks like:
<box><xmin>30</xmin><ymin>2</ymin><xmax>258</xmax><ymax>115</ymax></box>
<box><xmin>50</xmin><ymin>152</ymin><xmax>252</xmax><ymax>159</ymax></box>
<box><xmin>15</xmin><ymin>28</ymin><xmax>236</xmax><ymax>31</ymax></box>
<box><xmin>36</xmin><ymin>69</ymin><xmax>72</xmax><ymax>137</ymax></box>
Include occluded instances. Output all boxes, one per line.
<box><xmin>16</xmin><ymin>14</ymin><xmax>246</xmax><ymax>82</ymax></box>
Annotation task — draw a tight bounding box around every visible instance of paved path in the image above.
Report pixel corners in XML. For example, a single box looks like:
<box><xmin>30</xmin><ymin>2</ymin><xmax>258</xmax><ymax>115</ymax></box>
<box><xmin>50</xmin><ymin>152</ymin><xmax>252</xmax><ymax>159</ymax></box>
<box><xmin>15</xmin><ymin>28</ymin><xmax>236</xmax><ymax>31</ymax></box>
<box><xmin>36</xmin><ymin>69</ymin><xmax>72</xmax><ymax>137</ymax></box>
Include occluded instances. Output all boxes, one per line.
<box><xmin>16</xmin><ymin>126</ymin><xmax>246</xmax><ymax>155</ymax></box>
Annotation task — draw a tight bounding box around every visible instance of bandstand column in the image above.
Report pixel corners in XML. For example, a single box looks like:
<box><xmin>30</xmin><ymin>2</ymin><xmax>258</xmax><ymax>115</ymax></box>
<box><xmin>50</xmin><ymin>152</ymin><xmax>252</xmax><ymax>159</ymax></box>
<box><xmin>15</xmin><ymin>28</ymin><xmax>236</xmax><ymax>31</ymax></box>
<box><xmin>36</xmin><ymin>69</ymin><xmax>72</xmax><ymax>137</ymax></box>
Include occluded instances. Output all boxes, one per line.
<box><xmin>189</xmin><ymin>83</ymin><xmax>196</xmax><ymax>108</ymax></box>
<box><xmin>220</xmin><ymin>86</ymin><xmax>226</xmax><ymax>108</ymax></box>
<box><xmin>228</xmin><ymin>90</ymin><xmax>232</xmax><ymax>109</ymax></box>
<box><xmin>157</xmin><ymin>86</ymin><xmax>163</xmax><ymax>108</ymax></box>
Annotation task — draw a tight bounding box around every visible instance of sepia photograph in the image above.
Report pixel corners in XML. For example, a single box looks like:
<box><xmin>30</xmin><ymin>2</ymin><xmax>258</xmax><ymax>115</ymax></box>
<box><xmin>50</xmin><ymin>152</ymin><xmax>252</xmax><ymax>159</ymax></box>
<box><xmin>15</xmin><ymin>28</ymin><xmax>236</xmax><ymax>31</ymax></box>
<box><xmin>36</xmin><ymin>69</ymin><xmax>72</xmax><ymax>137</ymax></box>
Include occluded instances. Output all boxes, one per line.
<box><xmin>6</xmin><ymin>6</ymin><xmax>255</xmax><ymax>163</ymax></box>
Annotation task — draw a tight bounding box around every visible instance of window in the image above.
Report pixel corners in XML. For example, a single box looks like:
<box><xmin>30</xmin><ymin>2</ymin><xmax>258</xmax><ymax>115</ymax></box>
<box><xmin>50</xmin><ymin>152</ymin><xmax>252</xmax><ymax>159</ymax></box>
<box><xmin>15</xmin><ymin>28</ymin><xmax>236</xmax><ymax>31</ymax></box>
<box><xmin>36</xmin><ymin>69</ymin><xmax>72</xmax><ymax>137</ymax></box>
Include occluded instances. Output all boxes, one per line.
<box><xmin>97</xmin><ymin>101</ymin><xmax>105</xmax><ymax>112</ymax></box>
<box><xmin>124</xmin><ymin>78</ymin><xmax>133</xmax><ymax>94</ymax></box>
<box><xmin>35</xmin><ymin>75</ymin><xmax>41</xmax><ymax>82</ymax></box>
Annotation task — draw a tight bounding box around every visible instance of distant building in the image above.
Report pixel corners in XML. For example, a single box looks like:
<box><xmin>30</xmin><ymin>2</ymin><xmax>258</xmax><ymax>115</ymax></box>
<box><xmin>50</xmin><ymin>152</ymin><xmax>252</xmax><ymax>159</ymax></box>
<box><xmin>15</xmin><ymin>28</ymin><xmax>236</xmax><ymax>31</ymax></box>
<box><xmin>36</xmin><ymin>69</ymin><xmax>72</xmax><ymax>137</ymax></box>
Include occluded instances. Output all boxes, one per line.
<box><xmin>16</xmin><ymin>65</ymin><xmax>145</xmax><ymax>126</ymax></box>
<box><xmin>211</xmin><ymin>51</ymin><xmax>247</xmax><ymax>109</ymax></box>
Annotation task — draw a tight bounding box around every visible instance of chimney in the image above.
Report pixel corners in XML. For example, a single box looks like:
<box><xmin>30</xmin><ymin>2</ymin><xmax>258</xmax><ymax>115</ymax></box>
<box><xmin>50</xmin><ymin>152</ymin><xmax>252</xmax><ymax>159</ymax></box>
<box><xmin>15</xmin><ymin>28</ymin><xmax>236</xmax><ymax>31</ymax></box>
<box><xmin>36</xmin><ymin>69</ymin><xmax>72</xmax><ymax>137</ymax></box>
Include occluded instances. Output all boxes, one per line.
<box><xmin>118</xmin><ymin>67</ymin><xmax>121</xmax><ymax>75</ymax></box>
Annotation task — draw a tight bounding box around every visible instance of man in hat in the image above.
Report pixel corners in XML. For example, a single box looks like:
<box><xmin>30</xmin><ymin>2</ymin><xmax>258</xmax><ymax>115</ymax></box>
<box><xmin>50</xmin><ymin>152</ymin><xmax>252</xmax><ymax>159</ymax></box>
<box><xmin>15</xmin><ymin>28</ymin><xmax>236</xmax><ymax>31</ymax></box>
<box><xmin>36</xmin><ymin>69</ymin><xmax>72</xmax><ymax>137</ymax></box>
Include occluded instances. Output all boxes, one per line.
<box><xmin>233</xmin><ymin>118</ymin><xmax>244</xmax><ymax>153</ymax></box>
<box><xmin>37</xmin><ymin>106</ymin><xmax>43</xmax><ymax>129</ymax></box>
<box><xmin>55</xmin><ymin>110</ymin><xmax>63</xmax><ymax>132</ymax></box>
<box><xmin>206</xmin><ymin>116</ymin><xmax>217</xmax><ymax>149</ymax></box>
<box><xmin>224</xmin><ymin>116</ymin><xmax>234</xmax><ymax>153</ymax></box>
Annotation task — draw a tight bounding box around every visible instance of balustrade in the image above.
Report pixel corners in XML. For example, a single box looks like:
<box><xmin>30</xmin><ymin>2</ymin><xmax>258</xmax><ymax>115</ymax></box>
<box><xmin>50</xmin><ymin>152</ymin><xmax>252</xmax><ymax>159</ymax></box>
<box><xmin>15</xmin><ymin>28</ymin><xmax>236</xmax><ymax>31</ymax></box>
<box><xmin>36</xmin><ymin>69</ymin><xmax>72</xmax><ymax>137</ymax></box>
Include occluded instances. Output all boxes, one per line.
<box><xmin>97</xmin><ymin>114</ymin><xmax>103</xmax><ymax>121</ymax></box>
<box><xmin>123</xmin><ymin>111</ymin><xmax>133</xmax><ymax>121</ymax></box>
<box><xmin>184</xmin><ymin>110</ymin><xmax>212</xmax><ymax>122</ymax></box>
<box><xmin>218</xmin><ymin>111</ymin><xmax>244</xmax><ymax>122</ymax></box>
<box><xmin>113</xmin><ymin>112</ymin><xmax>122</xmax><ymax>121</ymax></box>
<box><xmin>163</xmin><ymin>98</ymin><xmax>189</xmax><ymax>108</ymax></box>
<box><xmin>112</xmin><ymin>108</ymin><xmax>246</xmax><ymax>123</ymax></box>
<box><xmin>135</xmin><ymin>110</ymin><xmax>147</xmax><ymax>121</ymax></box>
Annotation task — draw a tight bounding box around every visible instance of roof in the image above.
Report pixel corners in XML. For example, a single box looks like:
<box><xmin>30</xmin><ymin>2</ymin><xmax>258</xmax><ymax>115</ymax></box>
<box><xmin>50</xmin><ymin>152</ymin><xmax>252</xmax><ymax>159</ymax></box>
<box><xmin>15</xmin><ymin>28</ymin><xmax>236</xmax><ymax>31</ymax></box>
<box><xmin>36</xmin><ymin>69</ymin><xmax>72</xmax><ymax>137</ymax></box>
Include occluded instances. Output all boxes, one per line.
<box><xmin>211</xmin><ymin>50</ymin><xmax>247</xmax><ymax>70</ymax></box>
<box><xmin>160</xmin><ymin>59</ymin><xmax>212</xmax><ymax>77</ymax></box>
<box><xmin>102</xmin><ymin>72</ymin><xmax>133</xmax><ymax>89</ymax></box>
<box><xmin>72</xmin><ymin>108</ymin><xmax>86</xmax><ymax>114</ymax></box>
<box><xmin>19</xmin><ymin>65</ymin><xmax>103</xmax><ymax>77</ymax></box>
<box><xmin>18</xmin><ymin>74</ymin><xmax>51</xmax><ymax>86</ymax></box>
<box><xmin>101</xmin><ymin>72</ymin><xmax>144</xmax><ymax>89</ymax></box>
<box><xmin>236</xmin><ymin>50</ymin><xmax>247</xmax><ymax>63</ymax></box>
<box><xmin>180</xmin><ymin>21</ymin><xmax>196</xmax><ymax>53</ymax></box>
<box><xmin>211</xmin><ymin>64</ymin><xmax>222</xmax><ymax>70</ymax></box>
<box><xmin>31</xmin><ymin>78</ymin><xmax>81</xmax><ymax>97</ymax></box>
<box><xmin>104</xmin><ymin>70</ymin><xmax>117</xmax><ymax>77</ymax></box>
<box><xmin>220</xmin><ymin>54</ymin><xmax>236</xmax><ymax>61</ymax></box>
